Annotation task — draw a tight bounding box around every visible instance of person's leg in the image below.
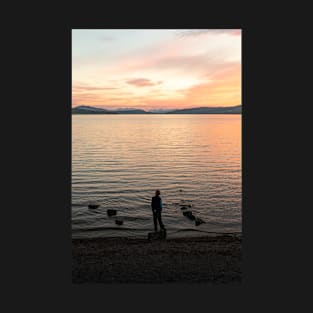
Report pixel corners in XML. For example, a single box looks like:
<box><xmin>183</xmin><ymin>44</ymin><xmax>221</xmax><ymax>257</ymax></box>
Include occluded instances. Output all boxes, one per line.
<box><xmin>153</xmin><ymin>211</ymin><xmax>158</xmax><ymax>232</ymax></box>
<box><xmin>157</xmin><ymin>211</ymin><xmax>165</xmax><ymax>230</ymax></box>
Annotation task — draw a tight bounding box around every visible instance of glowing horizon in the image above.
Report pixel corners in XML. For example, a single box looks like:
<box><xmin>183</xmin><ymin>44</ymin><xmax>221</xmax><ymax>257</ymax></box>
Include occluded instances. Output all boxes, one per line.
<box><xmin>72</xmin><ymin>29</ymin><xmax>241</xmax><ymax>111</ymax></box>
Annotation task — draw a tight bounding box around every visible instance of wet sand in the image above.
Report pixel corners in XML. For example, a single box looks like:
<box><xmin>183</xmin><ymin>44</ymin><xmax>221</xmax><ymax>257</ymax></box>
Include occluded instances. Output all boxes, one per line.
<box><xmin>72</xmin><ymin>234</ymin><xmax>242</xmax><ymax>283</ymax></box>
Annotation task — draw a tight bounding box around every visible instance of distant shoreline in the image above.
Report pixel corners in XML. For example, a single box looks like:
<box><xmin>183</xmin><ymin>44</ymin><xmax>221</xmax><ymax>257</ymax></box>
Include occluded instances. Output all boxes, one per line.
<box><xmin>72</xmin><ymin>105</ymin><xmax>242</xmax><ymax>115</ymax></box>
<box><xmin>72</xmin><ymin>234</ymin><xmax>242</xmax><ymax>283</ymax></box>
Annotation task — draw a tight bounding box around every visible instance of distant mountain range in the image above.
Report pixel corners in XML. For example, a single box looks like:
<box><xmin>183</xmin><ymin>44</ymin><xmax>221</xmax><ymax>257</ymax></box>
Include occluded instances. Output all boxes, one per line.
<box><xmin>71</xmin><ymin>106</ymin><xmax>118</xmax><ymax>114</ymax></box>
<box><xmin>167</xmin><ymin>105</ymin><xmax>241</xmax><ymax>114</ymax></box>
<box><xmin>72</xmin><ymin>105</ymin><xmax>241</xmax><ymax>114</ymax></box>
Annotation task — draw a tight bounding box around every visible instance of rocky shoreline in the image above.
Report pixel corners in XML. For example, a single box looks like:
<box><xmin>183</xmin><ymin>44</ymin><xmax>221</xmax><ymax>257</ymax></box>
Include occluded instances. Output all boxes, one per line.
<box><xmin>72</xmin><ymin>234</ymin><xmax>242</xmax><ymax>283</ymax></box>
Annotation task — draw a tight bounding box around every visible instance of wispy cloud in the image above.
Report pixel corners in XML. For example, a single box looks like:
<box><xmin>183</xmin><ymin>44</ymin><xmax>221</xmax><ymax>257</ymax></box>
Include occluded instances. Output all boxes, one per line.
<box><xmin>73</xmin><ymin>85</ymin><xmax>118</xmax><ymax>92</ymax></box>
<box><xmin>126</xmin><ymin>78</ymin><xmax>162</xmax><ymax>87</ymax></box>
<box><xmin>177</xmin><ymin>29</ymin><xmax>241</xmax><ymax>37</ymax></box>
<box><xmin>72</xmin><ymin>82</ymin><xmax>118</xmax><ymax>92</ymax></box>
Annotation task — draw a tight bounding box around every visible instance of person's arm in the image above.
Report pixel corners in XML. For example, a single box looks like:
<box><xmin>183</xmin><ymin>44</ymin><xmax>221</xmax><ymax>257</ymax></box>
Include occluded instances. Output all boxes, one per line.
<box><xmin>160</xmin><ymin>198</ymin><xmax>163</xmax><ymax>209</ymax></box>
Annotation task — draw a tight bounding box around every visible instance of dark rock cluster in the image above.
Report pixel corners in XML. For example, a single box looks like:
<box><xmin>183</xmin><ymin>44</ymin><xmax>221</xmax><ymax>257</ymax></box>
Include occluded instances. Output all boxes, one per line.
<box><xmin>179</xmin><ymin>199</ymin><xmax>205</xmax><ymax>226</ymax></box>
<box><xmin>107</xmin><ymin>209</ymin><xmax>117</xmax><ymax>216</ymax></box>
<box><xmin>88</xmin><ymin>203</ymin><xmax>123</xmax><ymax>226</ymax></box>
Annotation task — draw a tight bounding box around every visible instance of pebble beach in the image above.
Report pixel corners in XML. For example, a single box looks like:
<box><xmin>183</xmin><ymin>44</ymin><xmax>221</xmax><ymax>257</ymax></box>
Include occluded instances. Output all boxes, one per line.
<box><xmin>72</xmin><ymin>234</ymin><xmax>242</xmax><ymax>283</ymax></box>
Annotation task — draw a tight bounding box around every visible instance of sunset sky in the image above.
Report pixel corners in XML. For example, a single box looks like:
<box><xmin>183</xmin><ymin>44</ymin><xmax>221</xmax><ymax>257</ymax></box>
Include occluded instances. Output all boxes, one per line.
<box><xmin>72</xmin><ymin>29</ymin><xmax>241</xmax><ymax>111</ymax></box>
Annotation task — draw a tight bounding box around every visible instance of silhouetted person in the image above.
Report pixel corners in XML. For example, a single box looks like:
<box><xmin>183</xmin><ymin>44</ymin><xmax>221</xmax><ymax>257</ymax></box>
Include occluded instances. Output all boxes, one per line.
<box><xmin>151</xmin><ymin>189</ymin><xmax>165</xmax><ymax>232</ymax></box>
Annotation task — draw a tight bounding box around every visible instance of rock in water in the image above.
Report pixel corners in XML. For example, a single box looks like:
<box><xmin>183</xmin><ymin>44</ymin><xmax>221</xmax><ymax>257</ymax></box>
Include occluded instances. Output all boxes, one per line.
<box><xmin>180</xmin><ymin>206</ymin><xmax>188</xmax><ymax>210</ymax></box>
<box><xmin>148</xmin><ymin>229</ymin><xmax>167</xmax><ymax>241</ymax></box>
<box><xmin>107</xmin><ymin>209</ymin><xmax>117</xmax><ymax>216</ymax></box>
<box><xmin>189</xmin><ymin>214</ymin><xmax>196</xmax><ymax>221</ymax></box>
<box><xmin>88</xmin><ymin>203</ymin><xmax>100</xmax><ymax>209</ymax></box>
<box><xmin>195</xmin><ymin>218</ymin><xmax>205</xmax><ymax>226</ymax></box>
<box><xmin>115</xmin><ymin>219</ymin><xmax>123</xmax><ymax>225</ymax></box>
<box><xmin>183</xmin><ymin>211</ymin><xmax>196</xmax><ymax>221</ymax></box>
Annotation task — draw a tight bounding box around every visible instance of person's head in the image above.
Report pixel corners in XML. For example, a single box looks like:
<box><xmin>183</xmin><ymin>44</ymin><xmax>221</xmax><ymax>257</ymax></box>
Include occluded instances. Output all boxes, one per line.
<box><xmin>155</xmin><ymin>189</ymin><xmax>160</xmax><ymax>196</ymax></box>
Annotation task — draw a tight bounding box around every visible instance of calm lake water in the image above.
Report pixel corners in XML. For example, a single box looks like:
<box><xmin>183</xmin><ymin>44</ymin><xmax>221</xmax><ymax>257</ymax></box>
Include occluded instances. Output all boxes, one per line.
<box><xmin>72</xmin><ymin>114</ymin><xmax>241</xmax><ymax>238</ymax></box>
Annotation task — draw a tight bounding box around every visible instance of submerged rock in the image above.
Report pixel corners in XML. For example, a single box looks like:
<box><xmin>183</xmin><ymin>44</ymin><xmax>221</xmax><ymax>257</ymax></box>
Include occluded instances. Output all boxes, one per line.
<box><xmin>88</xmin><ymin>203</ymin><xmax>100</xmax><ymax>209</ymax></box>
<box><xmin>115</xmin><ymin>219</ymin><xmax>123</xmax><ymax>225</ymax></box>
<box><xmin>107</xmin><ymin>209</ymin><xmax>117</xmax><ymax>216</ymax></box>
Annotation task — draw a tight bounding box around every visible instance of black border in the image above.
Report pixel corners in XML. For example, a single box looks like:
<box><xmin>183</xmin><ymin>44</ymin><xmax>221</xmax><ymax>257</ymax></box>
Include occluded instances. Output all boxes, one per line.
<box><xmin>7</xmin><ymin>6</ymin><xmax>309</xmax><ymax>312</ymax></box>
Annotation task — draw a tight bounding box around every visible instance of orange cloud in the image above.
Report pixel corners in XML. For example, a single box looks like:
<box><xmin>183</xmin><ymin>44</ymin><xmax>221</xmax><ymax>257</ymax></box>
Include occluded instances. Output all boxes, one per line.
<box><xmin>181</xmin><ymin>63</ymin><xmax>241</xmax><ymax>106</ymax></box>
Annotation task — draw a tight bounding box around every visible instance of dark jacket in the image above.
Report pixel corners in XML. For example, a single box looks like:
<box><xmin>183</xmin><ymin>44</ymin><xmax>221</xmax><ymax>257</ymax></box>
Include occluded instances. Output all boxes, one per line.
<box><xmin>151</xmin><ymin>195</ymin><xmax>162</xmax><ymax>211</ymax></box>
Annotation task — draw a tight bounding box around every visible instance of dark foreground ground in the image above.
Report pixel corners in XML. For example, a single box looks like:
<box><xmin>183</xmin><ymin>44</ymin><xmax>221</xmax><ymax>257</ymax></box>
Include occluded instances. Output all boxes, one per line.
<box><xmin>72</xmin><ymin>234</ymin><xmax>242</xmax><ymax>284</ymax></box>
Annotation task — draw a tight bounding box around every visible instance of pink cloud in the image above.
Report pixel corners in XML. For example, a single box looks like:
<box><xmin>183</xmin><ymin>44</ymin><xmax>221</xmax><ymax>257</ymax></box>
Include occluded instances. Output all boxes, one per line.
<box><xmin>126</xmin><ymin>78</ymin><xmax>162</xmax><ymax>87</ymax></box>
